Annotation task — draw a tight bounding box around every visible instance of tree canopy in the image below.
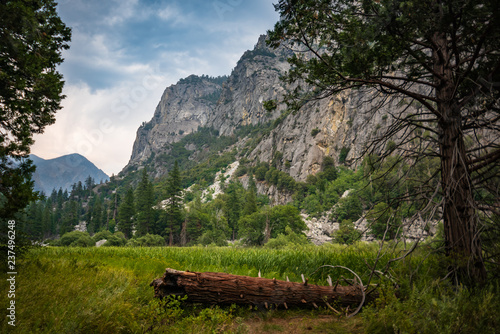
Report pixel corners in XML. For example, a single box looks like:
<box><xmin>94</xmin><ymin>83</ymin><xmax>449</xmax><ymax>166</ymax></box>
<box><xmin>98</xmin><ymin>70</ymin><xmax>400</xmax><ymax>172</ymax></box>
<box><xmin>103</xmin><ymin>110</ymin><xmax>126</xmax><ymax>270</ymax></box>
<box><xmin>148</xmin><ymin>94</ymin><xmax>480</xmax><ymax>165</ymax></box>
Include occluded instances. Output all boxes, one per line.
<box><xmin>0</xmin><ymin>0</ymin><xmax>71</xmax><ymax>218</ymax></box>
<box><xmin>269</xmin><ymin>0</ymin><xmax>499</xmax><ymax>284</ymax></box>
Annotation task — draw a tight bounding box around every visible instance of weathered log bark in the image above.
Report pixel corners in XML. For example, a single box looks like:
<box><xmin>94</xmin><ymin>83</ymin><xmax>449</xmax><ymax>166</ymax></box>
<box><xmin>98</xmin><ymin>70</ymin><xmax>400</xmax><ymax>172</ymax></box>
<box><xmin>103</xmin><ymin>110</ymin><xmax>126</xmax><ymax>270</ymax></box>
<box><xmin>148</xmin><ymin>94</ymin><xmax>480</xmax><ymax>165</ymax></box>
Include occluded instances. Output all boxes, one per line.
<box><xmin>151</xmin><ymin>268</ymin><xmax>365</xmax><ymax>310</ymax></box>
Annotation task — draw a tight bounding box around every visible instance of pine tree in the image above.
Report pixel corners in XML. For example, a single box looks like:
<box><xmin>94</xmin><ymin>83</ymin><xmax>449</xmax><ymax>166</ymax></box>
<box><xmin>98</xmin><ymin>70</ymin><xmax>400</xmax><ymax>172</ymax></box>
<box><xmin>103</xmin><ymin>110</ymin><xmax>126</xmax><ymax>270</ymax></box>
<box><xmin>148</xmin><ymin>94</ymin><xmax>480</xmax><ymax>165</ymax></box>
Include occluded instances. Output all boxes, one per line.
<box><xmin>42</xmin><ymin>199</ymin><xmax>52</xmax><ymax>239</ymax></box>
<box><xmin>269</xmin><ymin>0</ymin><xmax>500</xmax><ymax>284</ymax></box>
<box><xmin>60</xmin><ymin>200</ymin><xmax>79</xmax><ymax>235</ymax></box>
<box><xmin>164</xmin><ymin>161</ymin><xmax>183</xmax><ymax>245</ymax></box>
<box><xmin>185</xmin><ymin>194</ymin><xmax>209</xmax><ymax>244</ymax></box>
<box><xmin>135</xmin><ymin>169</ymin><xmax>155</xmax><ymax>236</ymax></box>
<box><xmin>0</xmin><ymin>0</ymin><xmax>71</xmax><ymax>221</ymax></box>
<box><xmin>224</xmin><ymin>181</ymin><xmax>241</xmax><ymax>241</ymax></box>
<box><xmin>242</xmin><ymin>175</ymin><xmax>258</xmax><ymax>217</ymax></box>
<box><xmin>85</xmin><ymin>176</ymin><xmax>95</xmax><ymax>196</ymax></box>
<box><xmin>92</xmin><ymin>196</ymin><xmax>104</xmax><ymax>232</ymax></box>
<box><xmin>118</xmin><ymin>188</ymin><xmax>135</xmax><ymax>239</ymax></box>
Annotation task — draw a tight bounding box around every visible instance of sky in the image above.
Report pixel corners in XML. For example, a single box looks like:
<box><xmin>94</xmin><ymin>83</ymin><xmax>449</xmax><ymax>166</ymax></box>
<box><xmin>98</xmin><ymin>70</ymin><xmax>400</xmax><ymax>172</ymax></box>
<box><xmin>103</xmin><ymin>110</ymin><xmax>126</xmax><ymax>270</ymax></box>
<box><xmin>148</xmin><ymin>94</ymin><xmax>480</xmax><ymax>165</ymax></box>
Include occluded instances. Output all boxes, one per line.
<box><xmin>31</xmin><ymin>0</ymin><xmax>280</xmax><ymax>176</ymax></box>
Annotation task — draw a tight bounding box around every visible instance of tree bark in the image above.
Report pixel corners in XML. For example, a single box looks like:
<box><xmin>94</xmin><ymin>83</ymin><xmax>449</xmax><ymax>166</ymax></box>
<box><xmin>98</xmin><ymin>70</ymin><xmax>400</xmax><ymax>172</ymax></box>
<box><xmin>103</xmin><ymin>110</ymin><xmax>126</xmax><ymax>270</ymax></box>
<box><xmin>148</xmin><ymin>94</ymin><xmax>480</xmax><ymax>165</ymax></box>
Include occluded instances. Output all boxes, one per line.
<box><xmin>433</xmin><ymin>32</ymin><xmax>487</xmax><ymax>283</ymax></box>
<box><xmin>151</xmin><ymin>268</ymin><xmax>366</xmax><ymax>309</ymax></box>
<box><xmin>180</xmin><ymin>219</ymin><xmax>187</xmax><ymax>246</ymax></box>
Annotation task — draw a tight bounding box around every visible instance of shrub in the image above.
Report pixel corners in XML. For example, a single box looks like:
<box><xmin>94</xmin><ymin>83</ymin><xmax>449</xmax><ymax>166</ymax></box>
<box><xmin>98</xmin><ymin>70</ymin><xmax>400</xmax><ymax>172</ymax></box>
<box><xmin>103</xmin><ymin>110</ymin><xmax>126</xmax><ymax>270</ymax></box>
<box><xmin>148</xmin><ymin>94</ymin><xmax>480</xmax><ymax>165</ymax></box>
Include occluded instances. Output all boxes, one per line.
<box><xmin>263</xmin><ymin>99</ymin><xmax>277</xmax><ymax>111</ymax></box>
<box><xmin>103</xmin><ymin>233</ymin><xmax>127</xmax><ymax>247</ymax></box>
<box><xmin>234</xmin><ymin>164</ymin><xmax>247</xmax><ymax>177</ymax></box>
<box><xmin>333</xmin><ymin>194</ymin><xmax>363</xmax><ymax>222</ymax></box>
<box><xmin>197</xmin><ymin>230</ymin><xmax>228</xmax><ymax>247</ymax></box>
<box><xmin>57</xmin><ymin>231</ymin><xmax>94</xmax><ymax>247</ymax></box>
<box><xmin>254</xmin><ymin>165</ymin><xmax>268</xmax><ymax>181</ymax></box>
<box><xmin>334</xmin><ymin>220</ymin><xmax>361</xmax><ymax>245</ymax></box>
<box><xmin>363</xmin><ymin>283</ymin><xmax>500</xmax><ymax>334</ymax></box>
<box><xmin>302</xmin><ymin>193</ymin><xmax>324</xmax><ymax>217</ymax></box>
<box><xmin>70</xmin><ymin>235</ymin><xmax>95</xmax><ymax>247</ymax></box>
<box><xmin>92</xmin><ymin>230</ymin><xmax>112</xmax><ymax>243</ymax></box>
<box><xmin>311</xmin><ymin>128</ymin><xmax>321</xmax><ymax>137</ymax></box>
<box><xmin>367</xmin><ymin>202</ymin><xmax>402</xmax><ymax>240</ymax></box>
<box><xmin>127</xmin><ymin>234</ymin><xmax>166</xmax><ymax>247</ymax></box>
<box><xmin>339</xmin><ymin>146</ymin><xmax>350</xmax><ymax>163</ymax></box>
<box><xmin>265</xmin><ymin>226</ymin><xmax>310</xmax><ymax>248</ymax></box>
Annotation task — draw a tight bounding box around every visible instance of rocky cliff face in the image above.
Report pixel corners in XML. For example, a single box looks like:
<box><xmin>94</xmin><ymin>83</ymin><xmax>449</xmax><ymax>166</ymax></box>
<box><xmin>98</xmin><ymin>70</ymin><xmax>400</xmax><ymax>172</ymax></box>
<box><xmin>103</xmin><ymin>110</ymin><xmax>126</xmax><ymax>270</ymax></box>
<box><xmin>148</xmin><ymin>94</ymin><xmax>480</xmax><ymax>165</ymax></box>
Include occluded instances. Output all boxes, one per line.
<box><xmin>136</xmin><ymin>35</ymin><xmax>429</xmax><ymax>203</ymax></box>
<box><xmin>126</xmin><ymin>32</ymin><xmax>404</xmax><ymax>183</ymax></box>
<box><xmin>126</xmin><ymin>35</ymin><xmax>293</xmax><ymax>171</ymax></box>
<box><xmin>206</xmin><ymin>35</ymin><xmax>293</xmax><ymax>135</ymax></box>
<box><xmin>129</xmin><ymin>75</ymin><xmax>224</xmax><ymax>166</ymax></box>
<box><xmin>248</xmin><ymin>88</ymin><xmax>403</xmax><ymax>181</ymax></box>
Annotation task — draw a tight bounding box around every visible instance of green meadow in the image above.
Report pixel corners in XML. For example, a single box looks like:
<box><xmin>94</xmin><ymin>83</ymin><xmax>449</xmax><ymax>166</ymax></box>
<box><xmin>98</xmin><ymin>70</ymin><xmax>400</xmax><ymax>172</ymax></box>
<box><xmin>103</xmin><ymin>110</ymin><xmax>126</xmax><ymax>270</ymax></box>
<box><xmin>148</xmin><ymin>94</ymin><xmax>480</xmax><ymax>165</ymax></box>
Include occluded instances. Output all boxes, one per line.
<box><xmin>1</xmin><ymin>244</ymin><xmax>499</xmax><ymax>333</ymax></box>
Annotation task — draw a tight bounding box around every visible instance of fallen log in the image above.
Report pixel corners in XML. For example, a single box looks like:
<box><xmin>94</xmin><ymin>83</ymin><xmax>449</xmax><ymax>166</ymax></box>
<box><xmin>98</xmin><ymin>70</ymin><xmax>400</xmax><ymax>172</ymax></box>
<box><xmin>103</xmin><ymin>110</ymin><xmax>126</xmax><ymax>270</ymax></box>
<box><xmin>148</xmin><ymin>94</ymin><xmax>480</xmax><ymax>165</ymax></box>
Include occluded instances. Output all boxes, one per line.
<box><xmin>151</xmin><ymin>268</ymin><xmax>366</xmax><ymax>311</ymax></box>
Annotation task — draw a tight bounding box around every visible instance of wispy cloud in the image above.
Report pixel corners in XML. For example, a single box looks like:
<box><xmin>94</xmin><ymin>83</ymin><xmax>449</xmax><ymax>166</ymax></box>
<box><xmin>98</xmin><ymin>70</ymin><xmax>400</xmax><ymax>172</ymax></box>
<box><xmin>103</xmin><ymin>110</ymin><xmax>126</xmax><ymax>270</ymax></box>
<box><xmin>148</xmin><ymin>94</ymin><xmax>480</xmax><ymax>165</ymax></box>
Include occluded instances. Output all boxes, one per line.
<box><xmin>157</xmin><ymin>4</ymin><xmax>192</xmax><ymax>25</ymax></box>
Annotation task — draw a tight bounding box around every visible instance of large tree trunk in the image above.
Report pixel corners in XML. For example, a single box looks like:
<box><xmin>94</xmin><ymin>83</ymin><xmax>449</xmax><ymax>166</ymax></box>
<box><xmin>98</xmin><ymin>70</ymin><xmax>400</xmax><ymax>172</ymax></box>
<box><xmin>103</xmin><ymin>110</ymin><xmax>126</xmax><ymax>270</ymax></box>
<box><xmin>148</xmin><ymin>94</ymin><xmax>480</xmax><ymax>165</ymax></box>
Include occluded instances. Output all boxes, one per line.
<box><xmin>433</xmin><ymin>32</ymin><xmax>487</xmax><ymax>284</ymax></box>
<box><xmin>180</xmin><ymin>219</ymin><xmax>187</xmax><ymax>246</ymax></box>
<box><xmin>151</xmin><ymin>268</ymin><xmax>366</xmax><ymax>310</ymax></box>
<box><xmin>439</xmin><ymin>116</ymin><xmax>487</xmax><ymax>283</ymax></box>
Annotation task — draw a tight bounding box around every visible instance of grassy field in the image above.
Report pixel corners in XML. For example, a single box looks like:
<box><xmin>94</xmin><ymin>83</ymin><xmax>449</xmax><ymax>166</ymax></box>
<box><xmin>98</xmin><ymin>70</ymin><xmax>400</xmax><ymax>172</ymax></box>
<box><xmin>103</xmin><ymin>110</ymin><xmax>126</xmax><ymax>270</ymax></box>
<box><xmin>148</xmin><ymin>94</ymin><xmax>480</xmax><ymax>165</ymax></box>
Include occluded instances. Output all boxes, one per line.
<box><xmin>1</xmin><ymin>244</ymin><xmax>498</xmax><ymax>333</ymax></box>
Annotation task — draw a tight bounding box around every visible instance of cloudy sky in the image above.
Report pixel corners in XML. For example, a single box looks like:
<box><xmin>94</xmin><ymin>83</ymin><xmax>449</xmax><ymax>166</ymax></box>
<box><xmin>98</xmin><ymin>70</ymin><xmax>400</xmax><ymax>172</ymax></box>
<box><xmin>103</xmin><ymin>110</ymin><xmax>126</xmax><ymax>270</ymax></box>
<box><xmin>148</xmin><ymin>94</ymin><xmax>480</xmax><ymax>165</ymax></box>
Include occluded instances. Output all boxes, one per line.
<box><xmin>31</xmin><ymin>0</ymin><xmax>280</xmax><ymax>175</ymax></box>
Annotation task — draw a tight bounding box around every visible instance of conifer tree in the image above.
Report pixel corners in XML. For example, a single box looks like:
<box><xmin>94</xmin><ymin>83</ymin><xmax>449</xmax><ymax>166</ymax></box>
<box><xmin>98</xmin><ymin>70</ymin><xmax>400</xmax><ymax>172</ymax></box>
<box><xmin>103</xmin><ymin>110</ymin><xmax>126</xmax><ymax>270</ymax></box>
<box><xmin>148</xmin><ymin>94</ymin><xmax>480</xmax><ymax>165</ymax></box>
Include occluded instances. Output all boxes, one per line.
<box><xmin>185</xmin><ymin>194</ymin><xmax>209</xmax><ymax>244</ymax></box>
<box><xmin>0</xmin><ymin>0</ymin><xmax>71</xmax><ymax>221</ymax></box>
<box><xmin>164</xmin><ymin>161</ymin><xmax>183</xmax><ymax>245</ymax></box>
<box><xmin>60</xmin><ymin>200</ymin><xmax>79</xmax><ymax>235</ymax></box>
<box><xmin>135</xmin><ymin>169</ymin><xmax>155</xmax><ymax>236</ymax></box>
<box><xmin>118</xmin><ymin>188</ymin><xmax>135</xmax><ymax>239</ymax></box>
<box><xmin>242</xmin><ymin>175</ymin><xmax>258</xmax><ymax>217</ymax></box>
<box><xmin>42</xmin><ymin>199</ymin><xmax>52</xmax><ymax>238</ymax></box>
<box><xmin>269</xmin><ymin>0</ymin><xmax>500</xmax><ymax>284</ymax></box>
<box><xmin>224</xmin><ymin>181</ymin><xmax>241</xmax><ymax>240</ymax></box>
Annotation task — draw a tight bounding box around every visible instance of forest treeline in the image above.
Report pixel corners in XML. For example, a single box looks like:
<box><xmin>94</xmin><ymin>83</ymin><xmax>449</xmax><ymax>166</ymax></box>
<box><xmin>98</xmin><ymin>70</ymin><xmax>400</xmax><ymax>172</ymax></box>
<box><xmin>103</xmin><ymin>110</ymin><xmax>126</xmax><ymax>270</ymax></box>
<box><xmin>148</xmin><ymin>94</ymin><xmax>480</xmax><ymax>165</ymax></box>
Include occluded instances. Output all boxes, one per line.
<box><xmin>19</xmin><ymin>144</ymin><xmax>472</xmax><ymax>249</ymax></box>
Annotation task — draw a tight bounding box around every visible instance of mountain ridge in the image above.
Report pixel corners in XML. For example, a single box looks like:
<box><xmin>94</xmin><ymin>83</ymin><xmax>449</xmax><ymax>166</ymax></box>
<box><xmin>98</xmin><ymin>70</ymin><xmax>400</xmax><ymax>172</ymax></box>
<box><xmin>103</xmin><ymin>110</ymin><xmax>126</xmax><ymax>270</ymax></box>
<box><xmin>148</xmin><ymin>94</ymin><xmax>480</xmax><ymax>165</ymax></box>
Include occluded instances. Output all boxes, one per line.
<box><xmin>30</xmin><ymin>153</ymin><xmax>109</xmax><ymax>194</ymax></box>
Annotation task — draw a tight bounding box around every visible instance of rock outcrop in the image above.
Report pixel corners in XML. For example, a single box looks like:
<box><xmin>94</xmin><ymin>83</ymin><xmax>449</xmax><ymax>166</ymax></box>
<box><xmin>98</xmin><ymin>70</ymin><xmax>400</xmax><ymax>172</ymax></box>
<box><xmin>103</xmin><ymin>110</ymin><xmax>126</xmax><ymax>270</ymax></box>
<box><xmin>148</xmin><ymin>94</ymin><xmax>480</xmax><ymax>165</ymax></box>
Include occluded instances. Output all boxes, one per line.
<box><xmin>303</xmin><ymin>212</ymin><xmax>439</xmax><ymax>246</ymax></box>
<box><xmin>126</xmin><ymin>33</ymin><xmax>407</xmax><ymax>184</ymax></box>
<box><xmin>129</xmin><ymin>75</ymin><xmax>225</xmax><ymax>166</ymax></box>
<box><xmin>126</xmin><ymin>35</ymin><xmax>293</xmax><ymax>174</ymax></box>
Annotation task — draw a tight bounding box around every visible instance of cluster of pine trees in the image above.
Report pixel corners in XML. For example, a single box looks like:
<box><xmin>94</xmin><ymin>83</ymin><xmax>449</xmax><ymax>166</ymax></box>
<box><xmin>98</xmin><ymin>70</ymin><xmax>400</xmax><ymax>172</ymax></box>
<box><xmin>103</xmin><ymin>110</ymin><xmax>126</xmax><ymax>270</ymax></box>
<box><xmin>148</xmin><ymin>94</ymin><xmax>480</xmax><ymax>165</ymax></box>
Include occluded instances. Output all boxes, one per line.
<box><xmin>22</xmin><ymin>176</ymin><xmax>108</xmax><ymax>239</ymax></box>
<box><xmin>21</xmin><ymin>159</ymin><xmax>309</xmax><ymax>247</ymax></box>
<box><xmin>21</xmin><ymin>148</ymin><xmax>448</xmax><ymax>247</ymax></box>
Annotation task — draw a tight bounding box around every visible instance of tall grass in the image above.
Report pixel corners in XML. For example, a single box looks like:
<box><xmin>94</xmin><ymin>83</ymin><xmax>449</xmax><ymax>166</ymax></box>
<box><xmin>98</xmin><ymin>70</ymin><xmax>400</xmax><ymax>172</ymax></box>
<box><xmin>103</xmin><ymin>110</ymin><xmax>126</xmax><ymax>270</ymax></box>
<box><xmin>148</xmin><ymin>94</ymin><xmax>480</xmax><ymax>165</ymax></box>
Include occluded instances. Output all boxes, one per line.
<box><xmin>1</xmin><ymin>243</ymin><xmax>391</xmax><ymax>333</ymax></box>
<box><xmin>2</xmin><ymin>243</ymin><xmax>496</xmax><ymax>333</ymax></box>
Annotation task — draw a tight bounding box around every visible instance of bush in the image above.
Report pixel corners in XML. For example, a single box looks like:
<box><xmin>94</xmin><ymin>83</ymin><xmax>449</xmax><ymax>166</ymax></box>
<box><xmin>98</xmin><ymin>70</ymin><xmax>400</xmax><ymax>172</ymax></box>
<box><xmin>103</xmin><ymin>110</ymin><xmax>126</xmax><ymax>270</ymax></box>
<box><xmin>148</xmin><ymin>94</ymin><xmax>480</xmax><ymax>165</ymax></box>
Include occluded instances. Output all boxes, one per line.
<box><xmin>103</xmin><ymin>233</ymin><xmax>127</xmax><ymax>247</ymax></box>
<box><xmin>127</xmin><ymin>234</ymin><xmax>166</xmax><ymax>247</ymax></box>
<box><xmin>70</xmin><ymin>234</ymin><xmax>95</xmax><ymax>247</ymax></box>
<box><xmin>363</xmin><ymin>283</ymin><xmax>500</xmax><ymax>334</ymax></box>
<box><xmin>234</xmin><ymin>164</ymin><xmax>247</xmax><ymax>177</ymax></box>
<box><xmin>57</xmin><ymin>231</ymin><xmax>94</xmax><ymax>247</ymax></box>
<box><xmin>339</xmin><ymin>146</ymin><xmax>350</xmax><ymax>163</ymax></box>
<box><xmin>263</xmin><ymin>99</ymin><xmax>277</xmax><ymax>111</ymax></box>
<box><xmin>367</xmin><ymin>202</ymin><xmax>402</xmax><ymax>240</ymax></box>
<box><xmin>197</xmin><ymin>230</ymin><xmax>228</xmax><ymax>247</ymax></box>
<box><xmin>254</xmin><ymin>165</ymin><xmax>268</xmax><ymax>181</ymax></box>
<box><xmin>302</xmin><ymin>193</ymin><xmax>324</xmax><ymax>217</ymax></box>
<box><xmin>333</xmin><ymin>194</ymin><xmax>363</xmax><ymax>222</ymax></box>
<box><xmin>334</xmin><ymin>220</ymin><xmax>361</xmax><ymax>245</ymax></box>
<box><xmin>92</xmin><ymin>230</ymin><xmax>113</xmax><ymax>243</ymax></box>
<box><xmin>265</xmin><ymin>226</ymin><xmax>310</xmax><ymax>248</ymax></box>
<box><xmin>311</xmin><ymin>128</ymin><xmax>321</xmax><ymax>137</ymax></box>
